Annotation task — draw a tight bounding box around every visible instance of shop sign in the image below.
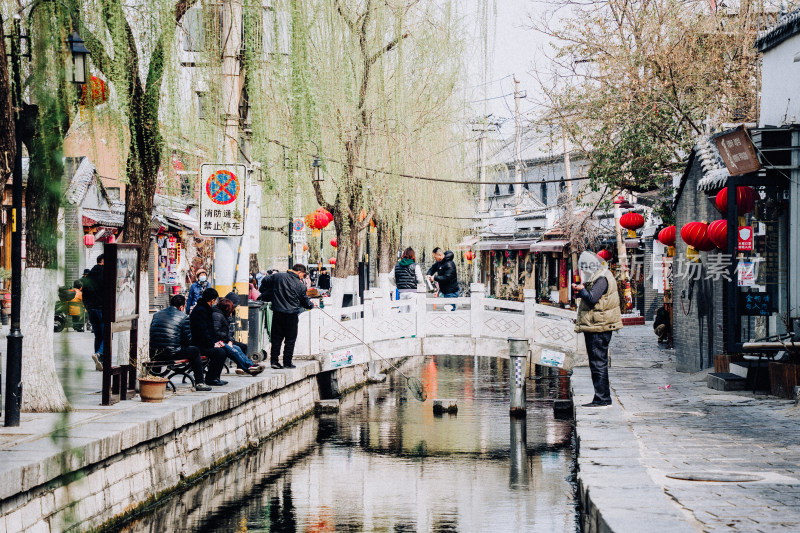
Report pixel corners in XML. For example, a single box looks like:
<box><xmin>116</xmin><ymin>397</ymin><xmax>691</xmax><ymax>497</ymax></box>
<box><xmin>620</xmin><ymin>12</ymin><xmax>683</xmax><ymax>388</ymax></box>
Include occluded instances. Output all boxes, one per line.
<box><xmin>329</xmin><ymin>348</ymin><xmax>354</xmax><ymax>369</ymax></box>
<box><xmin>712</xmin><ymin>127</ymin><xmax>760</xmax><ymax>176</ymax></box>
<box><xmin>763</xmin><ymin>221</ymin><xmax>779</xmax><ymax>287</ymax></box>
<box><xmin>740</xmin><ymin>292</ymin><xmax>771</xmax><ymax>316</ymax></box>
<box><xmin>737</xmin><ymin>260</ymin><xmax>756</xmax><ymax>286</ymax></box>
<box><xmin>538</xmin><ymin>349</ymin><xmax>566</xmax><ymax>368</ymax></box>
<box><xmin>737</xmin><ymin>226</ymin><xmax>753</xmax><ymax>251</ymax></box>
<box><xmin>199</xmin><ymin>163</ymin><xmax>247</xmax><ymax>237</ymax></box>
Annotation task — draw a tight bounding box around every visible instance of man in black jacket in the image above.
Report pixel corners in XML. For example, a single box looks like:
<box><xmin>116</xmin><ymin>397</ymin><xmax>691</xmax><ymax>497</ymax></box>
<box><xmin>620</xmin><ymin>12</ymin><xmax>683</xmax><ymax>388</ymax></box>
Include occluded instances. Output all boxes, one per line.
<box><xmin>82</xmin><ymin>254</ymin><xmax>105</xmax><ymax>371</ymax></box>
<box><xmin>260</xmin><ymin>264</ymin><xmax>314</xmax><ymax>369</ymax></box>
<box><xmin>150</xmin><ymin>295</ymin><xmax>212</xmax><ymax>391</ymax></box>
<box><xmin>427</xmin><ymin>248</ymin><xmax>459</xmax><ymax>309</ymax></box>
<box><xmin>189</xmin><ymin>288</ymin><xmax>228</xmax><ymax>386</ymax></box>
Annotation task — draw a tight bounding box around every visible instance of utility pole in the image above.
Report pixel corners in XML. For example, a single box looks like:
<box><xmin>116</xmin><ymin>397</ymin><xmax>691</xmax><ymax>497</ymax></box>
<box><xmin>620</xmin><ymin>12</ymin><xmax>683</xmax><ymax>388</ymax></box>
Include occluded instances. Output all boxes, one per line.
<box><xmin>513</xmin><ymin>76</ymin><xmax>523</xmax><ymax>213</ymax></box>
<box><xmin>214</xmin><ymin>0</ymin><xmax>249</xmax><ymax>330</ymax></box>
<box><xmin>472</xmin><ymin>117</ymin><xmax>501</xmax><ymax>213</ymax></box>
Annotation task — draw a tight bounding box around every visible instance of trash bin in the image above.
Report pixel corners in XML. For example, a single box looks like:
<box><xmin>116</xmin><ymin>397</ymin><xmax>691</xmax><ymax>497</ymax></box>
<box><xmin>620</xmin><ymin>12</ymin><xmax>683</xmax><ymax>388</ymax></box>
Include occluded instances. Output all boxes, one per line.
<box><xmin>247</xmin><ymin>300</ymin><xmax>272</xmax><ymax>361</ymax></box>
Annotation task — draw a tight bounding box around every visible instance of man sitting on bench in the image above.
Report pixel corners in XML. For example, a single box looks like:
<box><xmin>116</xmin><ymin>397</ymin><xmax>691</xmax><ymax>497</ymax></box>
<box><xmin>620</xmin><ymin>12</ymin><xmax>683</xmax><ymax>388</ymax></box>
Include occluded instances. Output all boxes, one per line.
<box><xmin>150</xmin><ymin>294</ymin><xmax>213</xmax><ymax>391</ymax></box>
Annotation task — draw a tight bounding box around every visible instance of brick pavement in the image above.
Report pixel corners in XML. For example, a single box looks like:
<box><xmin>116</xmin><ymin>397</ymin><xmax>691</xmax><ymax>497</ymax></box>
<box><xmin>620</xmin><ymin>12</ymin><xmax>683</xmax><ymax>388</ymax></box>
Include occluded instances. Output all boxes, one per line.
<box><xmin>572</xmin><ymin>324</ymin><xmax>800</xmax><ymax>533</ymax></box>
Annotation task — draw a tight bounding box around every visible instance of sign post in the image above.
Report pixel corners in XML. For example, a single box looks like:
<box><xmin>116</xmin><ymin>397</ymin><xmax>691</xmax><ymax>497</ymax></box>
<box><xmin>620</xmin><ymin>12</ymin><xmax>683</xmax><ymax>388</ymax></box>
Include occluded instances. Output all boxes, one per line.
<box><xmin>101</xmin><ymin>243</ymin><xmax>141</xmax><ymax>406</ymax></box>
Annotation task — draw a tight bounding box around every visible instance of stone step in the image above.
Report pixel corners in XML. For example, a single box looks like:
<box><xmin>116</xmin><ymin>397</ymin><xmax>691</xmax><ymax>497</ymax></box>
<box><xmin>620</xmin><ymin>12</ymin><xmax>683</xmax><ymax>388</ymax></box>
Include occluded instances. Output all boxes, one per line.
<box><xmin>706</xmin><ymin>372</ymin><xmax>747</xmax><ymax>391</ymax></box>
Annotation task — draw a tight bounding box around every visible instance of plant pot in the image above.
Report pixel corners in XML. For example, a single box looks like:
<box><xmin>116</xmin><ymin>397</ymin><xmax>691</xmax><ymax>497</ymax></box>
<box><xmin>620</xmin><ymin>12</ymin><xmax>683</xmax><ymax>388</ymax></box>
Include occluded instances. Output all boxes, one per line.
<box><xmin>139</xmin><ymin>377</ymin><xmax>169</xmax><ymax>402</ymax></box>
<box><xmin>768</xmin><ymin>362</ymin><xmax>800</xmax><ymax>399</ymax></box>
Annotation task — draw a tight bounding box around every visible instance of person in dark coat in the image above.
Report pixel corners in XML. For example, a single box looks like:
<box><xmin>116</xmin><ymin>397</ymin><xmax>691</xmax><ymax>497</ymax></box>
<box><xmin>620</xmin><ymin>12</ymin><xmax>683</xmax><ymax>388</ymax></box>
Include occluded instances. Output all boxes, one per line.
<box><xmin>189</xmin><ymin>288</ymin><xmax>228</xmax><ymax>386</ymax></box>
<box><xmin>427</xmin><ymin>248</ymin><xmax>459</xmax><ymax>310</ymax></box>
<box><xmin>150</xmin><ymin>294</ymin><xmax>212</xmax><ymax>391</ymax></box>
<box><xmin>82</xmin><ymin>254</ymin><xmax>105</xmax><ymax>371</ymax></box>
<box><xmin>317</xmin><ymin>267</ymin><xmax>331</xmax><ymax>291</ymax></box>
<box><xmin>186</xmin><ymin>268</ymin><xmax>209</xmax><ymax>314</ymax></box>
<box><xmin>212</xmin><ymin>298</ymin><xmax>263</xmax><ymax>375</ymax></box>
<box><xmin>259</xmin><ymin>264</ymin><xmax>314</xmax><ymax>369</ymax></box>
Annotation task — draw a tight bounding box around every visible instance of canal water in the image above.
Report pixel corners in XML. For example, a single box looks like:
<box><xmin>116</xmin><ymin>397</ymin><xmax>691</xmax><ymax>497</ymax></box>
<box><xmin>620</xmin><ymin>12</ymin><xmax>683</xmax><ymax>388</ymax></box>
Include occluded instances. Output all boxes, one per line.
<box><xmin>118</xmin><ymin>356</ymin><xmax>578</xmax><ymax>532</ymax></box>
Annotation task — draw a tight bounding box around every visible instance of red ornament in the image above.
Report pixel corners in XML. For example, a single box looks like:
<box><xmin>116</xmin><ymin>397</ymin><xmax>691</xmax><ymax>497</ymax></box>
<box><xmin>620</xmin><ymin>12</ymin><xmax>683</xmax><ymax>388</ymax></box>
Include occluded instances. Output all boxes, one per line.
<box><xmin>464</xmin><ymin>250</ymin><xmax>474</xmax><ymax>262</ymax></box>
<box><xmin>657</xmin><ymin>225</ymin><xmax>676</xmax><ymax>246</ymax></box>
<box><xmin>80</xmin><ymin>76</ymin><xmax>108</xmax><ymax>106</ymax></box>
<box><xmin>330</xmin><ymin>238</ymin><xmax>338</xmax><ymax>248</ymax></box>
<box><xmin>84</xmin><ymin>234</ymin><xmax>95</xmax><ymax>247</ymax></box>
<box><xmin>680</xmin><ymin>221</ymin><xmax>715</xmax><ymax>252</ymax></box>
<box><xmin>107</xmin><ymin>234</ymin><xmax>116</xmax><ymax>244</ymax></box>
<box><xmin>597</xmin><ymin>249</ymin><xmax>613</xmax><ymax>261</ymax></box>
<box><xmin>619</xmin><ymin>212</ymin><xmax>645</xmax><ymax>231</ymax></box>
<box><xmin>323</xmin><ymin>209</ymin><xmax>333</xmax><ymax>224</ymax></box>
<box><xmin>707</xmin><ymin>220</ymin><xmax>728</xmax><ymax>250</ymax></box>
<box><xmin>715</xmin><ymin>186</ymin><xmax>755</xmax><ymax>215</ymax></box>
<box><xmin>328</xmin><ymin>257</ymin><xmax>336</xmax><ymax>265</ymax></box>
<box><xmin>306</xmin><ymin>208</ymin><xmax>332</xmax><ymax>230</ymax></box>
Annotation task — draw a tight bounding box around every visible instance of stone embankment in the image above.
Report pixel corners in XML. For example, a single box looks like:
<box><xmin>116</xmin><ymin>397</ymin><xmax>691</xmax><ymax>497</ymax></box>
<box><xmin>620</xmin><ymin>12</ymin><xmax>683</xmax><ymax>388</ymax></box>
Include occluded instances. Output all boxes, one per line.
<box><xmin>0</xmin><ymin>357</ymin><xmax>400</xmax><ymax>532</ymax></box>
<box><xmin>572</xmin><ymin>325</ymin><xmax>800</xmax><ymax>533</ymax></box>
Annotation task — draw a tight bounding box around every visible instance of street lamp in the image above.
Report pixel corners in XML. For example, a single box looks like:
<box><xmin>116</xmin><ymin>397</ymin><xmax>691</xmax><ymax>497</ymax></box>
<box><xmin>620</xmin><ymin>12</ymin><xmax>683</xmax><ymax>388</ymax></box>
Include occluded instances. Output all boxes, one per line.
<box><xmin>4</xmin><ymin>14</ymin><xmax>89</xmax><ymax>427</ymax></box>
<box><xmin>66</xmin><ymin>31</ymin><xmax>90</xmax><ymax>84</ymax></box>
<box><xmin>312</xmin><ymin>156</ymin><xmax>323</xmax><ymax>184</ymax></box>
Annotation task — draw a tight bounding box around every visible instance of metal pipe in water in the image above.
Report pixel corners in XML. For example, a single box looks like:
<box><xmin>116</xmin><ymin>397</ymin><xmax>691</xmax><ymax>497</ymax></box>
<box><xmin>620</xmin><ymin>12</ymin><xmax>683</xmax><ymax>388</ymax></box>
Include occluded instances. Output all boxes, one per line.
<box><xmin>508</xmin><ymin>338</ymin><xmax>529</xmax><ymax>417</ymax></box>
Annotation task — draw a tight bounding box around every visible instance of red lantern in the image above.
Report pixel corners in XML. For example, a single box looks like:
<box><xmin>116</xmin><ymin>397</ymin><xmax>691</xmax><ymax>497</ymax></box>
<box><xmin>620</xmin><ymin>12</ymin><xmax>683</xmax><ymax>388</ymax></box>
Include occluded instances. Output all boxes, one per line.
<box><xmin>715</xmin><ymin>186</ymin><xmax>755</xmax><ymax>215</ymax></box>
<box><xmin>84</xmin><ymin>234</ymin><xmax>95</xmax><ymax>247</ymax></box>
<box><xmin>323</xmin><ymin>209</ymin><xmax>334</xmax><ymax>224</ymax></box>
<box><xmin>330</xmin><ymin>238</ymin><xmax>338</xmax><ymax>248</ymax></box>
<box><xmin>657</xmin><ymin>225</ymin><xmax>676</xmax><ymax>246</ymax></box>
<box><xmin>464</xmin><ymin>250</ymin><xmax>474</xmax><ymax>262</ymax></box>
<box><xmin>619</xmin><ymin>212</ymin><xmax>645</xmax><ymax>231</ymax></box>
<box><xmin>107</xmin><ymin>234</ymin><xmax>116</xmax><ymax>244</ymax></box>
<box><xmin>597</xmin><ymin>249</ymin><xmax>613</xmax><ymax>261</ymax></box>
<box><xmin>680</xmin><ymin>221</ymin><xmax>715</xmax><ymax>252</ymax></box>
<box><xmin>329</xmin><ymin>257</ymin><xmax>336</xmax><ymax>265</ymax></box>
<box><xmin>707</xmin><ymin>219</ymin><xmax>728</xmax><ymax>250</ymax></box>
<box><xmin>80</xmin><ymin>76</ymin><xmax>108</xmax><ymax>106</ymax></box>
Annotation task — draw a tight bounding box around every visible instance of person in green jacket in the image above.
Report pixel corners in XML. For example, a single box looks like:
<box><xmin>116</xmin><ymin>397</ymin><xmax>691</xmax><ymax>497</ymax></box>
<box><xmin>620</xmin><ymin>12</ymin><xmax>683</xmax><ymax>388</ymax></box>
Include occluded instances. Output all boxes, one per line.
<box><xmin>573</xmin><ymin>251</ymin><xmax>623</xmax><ymax>407</ymax></box>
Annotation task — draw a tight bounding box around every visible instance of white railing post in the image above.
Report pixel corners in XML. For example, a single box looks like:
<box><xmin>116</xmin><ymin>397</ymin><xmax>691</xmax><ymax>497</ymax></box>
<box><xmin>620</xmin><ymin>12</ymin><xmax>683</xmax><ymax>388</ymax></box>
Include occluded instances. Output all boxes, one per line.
<box><xmin>416</xmin><ymin>286</ymin><xmax>427</xmax><ymax>338</ymax></box>
<box><xmin>470</xmin><ymin>283</ymin><xmax>485</xmax><ymax>339</ymax></box>
<box><xmin>524</xmin><ymin>289</ymin><xmax>536</xmax><ymax>343</ymax></box>
<box><xmin>308</xmin><ymin>306</ymin><xmax>320</xmax><ymax>356</ymax></box>
<box><xmin>363</xmin><ymin>290</ymin><xmax>375</xmax><ymax>344</ymax></box>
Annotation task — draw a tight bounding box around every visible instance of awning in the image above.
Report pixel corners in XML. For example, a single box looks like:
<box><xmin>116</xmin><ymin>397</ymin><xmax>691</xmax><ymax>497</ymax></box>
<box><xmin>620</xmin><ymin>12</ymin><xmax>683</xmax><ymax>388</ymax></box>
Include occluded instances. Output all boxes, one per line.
<box><xmin>476</xmin><ymin>240</ymin><xmax>510</xmax><ymax>251</ymax></box>
<box><xmin>529</xmin><ymin>240</ymin><xmax>568</xmax><ymax>253</ymax></box>
<box><xmin>165</xmin><ymin>211</ymin><xmax>199</xmax><ymax>232</ymax></box>
<box><xmin>456</xmin><ymin>235</ymin><xmax>480</xmax><ymax>249</ymax></box>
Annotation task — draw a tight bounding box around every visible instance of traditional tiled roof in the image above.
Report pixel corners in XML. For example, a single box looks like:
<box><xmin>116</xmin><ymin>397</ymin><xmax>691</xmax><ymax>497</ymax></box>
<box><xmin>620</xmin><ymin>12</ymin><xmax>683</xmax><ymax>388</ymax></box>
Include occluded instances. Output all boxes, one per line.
<box><xmin>694</xmin><ymin>136</ymin><xmax>730</xmax><ymax>192</ymax></box>
<box><xmin>755</xmin><ymin>8</ymin><xmax>800</xmax><ymax>52</ymax></box>
<box><xmin>82</xmin><ymin>208</ymin><xmax>125</xmax><ymax>227</ymax></box>
<box><xmin>65</xmin><ymin>157</ymin><xmax>97</xmax><ymax>205</ymax></box>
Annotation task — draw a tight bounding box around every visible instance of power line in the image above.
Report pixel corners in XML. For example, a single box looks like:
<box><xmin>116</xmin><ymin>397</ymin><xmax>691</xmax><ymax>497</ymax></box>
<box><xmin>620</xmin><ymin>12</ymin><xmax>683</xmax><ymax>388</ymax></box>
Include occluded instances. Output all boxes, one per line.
<box><xmin>266</xmin><ymin>138</ymin><xmax>589</xmax><ymax>185</ymax></box>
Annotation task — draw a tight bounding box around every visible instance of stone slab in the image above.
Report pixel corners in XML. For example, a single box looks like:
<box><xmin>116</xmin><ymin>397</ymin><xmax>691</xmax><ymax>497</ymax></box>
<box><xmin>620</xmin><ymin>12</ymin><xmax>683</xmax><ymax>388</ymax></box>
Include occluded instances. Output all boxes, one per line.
<box><xmin>707</xmin><ymin>372</ymin><xmax>747</xmax><ymax>391</ymax></box>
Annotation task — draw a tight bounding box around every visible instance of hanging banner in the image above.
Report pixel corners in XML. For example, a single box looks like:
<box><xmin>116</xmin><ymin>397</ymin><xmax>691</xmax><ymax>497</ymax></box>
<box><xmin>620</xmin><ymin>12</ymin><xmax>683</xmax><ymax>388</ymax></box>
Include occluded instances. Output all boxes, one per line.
<box><xmin>199</xmin><ymin>164</ymin><xmax>247</xmax><ymax>237</ymax></box>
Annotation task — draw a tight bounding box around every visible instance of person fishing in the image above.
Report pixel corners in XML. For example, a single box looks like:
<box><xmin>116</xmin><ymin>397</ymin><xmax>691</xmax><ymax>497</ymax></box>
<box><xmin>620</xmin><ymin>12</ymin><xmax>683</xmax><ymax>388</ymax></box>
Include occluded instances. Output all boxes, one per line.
<box><xmin>573</xmin><ymin>251</ymin><xmax>623</xmax><ymax>408</ymax></box>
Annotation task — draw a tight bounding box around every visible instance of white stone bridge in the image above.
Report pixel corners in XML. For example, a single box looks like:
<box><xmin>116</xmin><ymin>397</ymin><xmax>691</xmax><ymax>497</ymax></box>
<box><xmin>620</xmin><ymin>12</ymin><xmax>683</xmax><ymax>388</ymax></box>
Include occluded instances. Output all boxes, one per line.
<box><xmin>294</xmin><ymin>283</ymin><xmax>587</xmax><ymax>372</ymax></box>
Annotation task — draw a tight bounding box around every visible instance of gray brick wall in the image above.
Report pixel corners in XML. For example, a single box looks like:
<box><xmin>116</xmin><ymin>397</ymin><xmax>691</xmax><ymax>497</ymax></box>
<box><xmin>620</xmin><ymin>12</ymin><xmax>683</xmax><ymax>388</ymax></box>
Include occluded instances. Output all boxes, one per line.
<box><xmin>673</xmin><ymin>158</ymin><xmax>726</xmax><ymax>373</ymax></box>
<box><xmin>64</xmin><ymin>205</ymin><xmax>81</xmax><ymax>286</ymax></box>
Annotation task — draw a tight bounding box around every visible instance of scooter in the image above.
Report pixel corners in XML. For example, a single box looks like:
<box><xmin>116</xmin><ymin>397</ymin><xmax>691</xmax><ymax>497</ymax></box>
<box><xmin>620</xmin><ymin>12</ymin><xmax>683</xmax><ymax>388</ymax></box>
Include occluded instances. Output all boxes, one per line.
<box><xmin>54</xmin><ymin>287</ymin><xmax>89</xmax><ymax>332</ymax></box>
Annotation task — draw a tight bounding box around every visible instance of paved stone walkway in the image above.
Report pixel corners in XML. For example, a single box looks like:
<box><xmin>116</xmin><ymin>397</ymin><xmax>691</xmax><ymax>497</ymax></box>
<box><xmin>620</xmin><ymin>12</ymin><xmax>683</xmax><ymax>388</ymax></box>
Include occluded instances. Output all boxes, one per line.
<box><xmin>573</xmin><ymin>325</ymin><xmax>800</xmax><ymax>533</ymax></box>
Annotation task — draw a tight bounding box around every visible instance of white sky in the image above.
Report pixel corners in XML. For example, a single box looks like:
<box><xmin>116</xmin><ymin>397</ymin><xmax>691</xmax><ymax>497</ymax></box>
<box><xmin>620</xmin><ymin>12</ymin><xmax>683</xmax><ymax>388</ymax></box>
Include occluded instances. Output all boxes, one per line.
<box><xmin>461</xmin><ymin>0</ymin><xmax>559</xmax><ymax>135</ymax></box>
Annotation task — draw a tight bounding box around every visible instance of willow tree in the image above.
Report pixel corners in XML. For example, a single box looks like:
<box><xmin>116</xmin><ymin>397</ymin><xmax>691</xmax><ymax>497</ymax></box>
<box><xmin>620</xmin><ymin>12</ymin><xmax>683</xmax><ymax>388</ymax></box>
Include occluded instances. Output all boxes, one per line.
<box><xmin>240</xmin><ymin>0</ymin><xmax>472</xmax><ymax>289</ymax></box>
<box><xmin>0</xmin><ymin>12</ymin><xmax>13</xmax><ymax>193</ymax></box>
<box><xmin>532</xmin><ymin>0</ymin><xmax>766</xmax><ymax>221</ymax></box>
<box><xmin>0</xmin><ymin>1</ymin><xmax>80</xmax><ymax>411</ymax></box>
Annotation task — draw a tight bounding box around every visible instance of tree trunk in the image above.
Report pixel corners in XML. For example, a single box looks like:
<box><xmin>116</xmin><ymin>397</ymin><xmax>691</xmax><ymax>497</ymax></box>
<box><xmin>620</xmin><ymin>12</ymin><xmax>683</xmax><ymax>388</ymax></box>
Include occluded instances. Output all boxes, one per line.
<box><xmin>20</xmin><ymin>268</ymin><xmax>68</xmax><ymax>411</ymax></box>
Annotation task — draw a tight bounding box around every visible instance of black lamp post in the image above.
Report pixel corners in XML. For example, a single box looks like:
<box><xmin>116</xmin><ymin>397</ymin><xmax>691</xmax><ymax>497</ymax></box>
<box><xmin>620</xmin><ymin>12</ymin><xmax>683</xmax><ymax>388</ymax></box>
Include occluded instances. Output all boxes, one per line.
<box><xmin>4</xmin><ymin>15</ymin><xmax>89</xmax><ymax>427</ymax></box>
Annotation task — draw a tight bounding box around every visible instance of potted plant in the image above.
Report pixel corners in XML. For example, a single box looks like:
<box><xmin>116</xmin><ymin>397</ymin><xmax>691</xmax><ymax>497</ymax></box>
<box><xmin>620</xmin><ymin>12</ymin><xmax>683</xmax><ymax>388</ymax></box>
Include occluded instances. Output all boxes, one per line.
<box><xmin>133</xmin><ymin>357</ymin><xmax>170</xmax><ymax>402</ymax></box>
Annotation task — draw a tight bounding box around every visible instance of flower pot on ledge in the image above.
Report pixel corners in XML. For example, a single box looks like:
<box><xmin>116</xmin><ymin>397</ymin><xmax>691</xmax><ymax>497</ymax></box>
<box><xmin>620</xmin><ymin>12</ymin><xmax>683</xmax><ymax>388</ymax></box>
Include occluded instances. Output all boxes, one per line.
<box><xmin>138</xmin><ymin>376</ymin><xmax>169</xmax><ymax>402</ymax></box>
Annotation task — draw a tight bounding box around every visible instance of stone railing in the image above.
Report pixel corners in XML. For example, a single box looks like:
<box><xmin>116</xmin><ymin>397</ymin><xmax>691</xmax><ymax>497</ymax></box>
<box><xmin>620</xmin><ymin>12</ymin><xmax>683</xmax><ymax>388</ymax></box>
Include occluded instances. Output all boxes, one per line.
<box><xmin>294</xmin><ymin>283</ymin><xmax>586</xmax><ymax>371</ymax></box>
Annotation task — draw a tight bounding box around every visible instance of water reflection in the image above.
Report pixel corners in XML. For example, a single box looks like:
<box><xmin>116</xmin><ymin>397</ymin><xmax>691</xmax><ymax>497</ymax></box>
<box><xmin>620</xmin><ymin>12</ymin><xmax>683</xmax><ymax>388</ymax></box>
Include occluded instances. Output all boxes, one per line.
<box><xmin>117</xmin><ymin>356</ymin><xmax>577</xmax><ymax>533</ymax></box>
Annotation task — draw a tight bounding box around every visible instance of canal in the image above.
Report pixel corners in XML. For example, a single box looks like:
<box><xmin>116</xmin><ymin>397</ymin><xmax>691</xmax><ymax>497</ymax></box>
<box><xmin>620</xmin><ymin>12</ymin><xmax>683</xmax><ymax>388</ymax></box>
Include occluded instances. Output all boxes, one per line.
<box><xmin>116</xmin><ymin>355</ymin><xmax>578</xmax><ymax>532</ymax></box>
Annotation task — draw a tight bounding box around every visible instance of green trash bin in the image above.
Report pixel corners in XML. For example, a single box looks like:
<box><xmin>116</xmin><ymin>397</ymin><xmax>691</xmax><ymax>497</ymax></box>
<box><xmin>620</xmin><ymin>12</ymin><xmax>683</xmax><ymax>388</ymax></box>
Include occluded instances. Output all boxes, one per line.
<box><xmin>247</xmin><ymin>301</ymin><xmax>272</xmax><ymax>361</ymax></box>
